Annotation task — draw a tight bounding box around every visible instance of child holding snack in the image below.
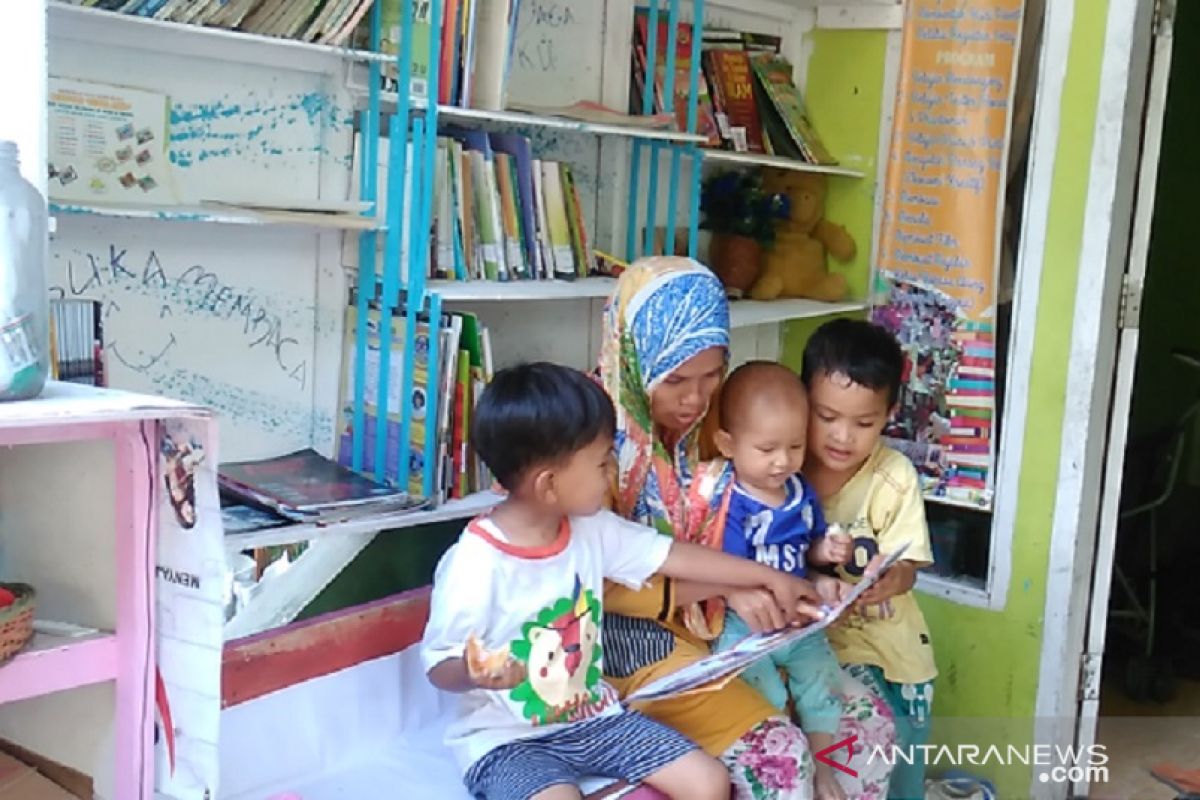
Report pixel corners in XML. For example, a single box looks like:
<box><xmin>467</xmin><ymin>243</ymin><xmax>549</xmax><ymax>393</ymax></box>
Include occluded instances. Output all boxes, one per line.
<box><xmin>801</xmin><ymin>319</ymin><xmax>938</xmax><ymax>800</ymax></box>
<box><xmin>711</xmin><ymin>361</ymin><xmax>855</xmax><ymax>800</ymax></box>
<box><xmin>421</xmin><ymin>362</ymin><xmax>824</xmax><ymax>800</ymax></box>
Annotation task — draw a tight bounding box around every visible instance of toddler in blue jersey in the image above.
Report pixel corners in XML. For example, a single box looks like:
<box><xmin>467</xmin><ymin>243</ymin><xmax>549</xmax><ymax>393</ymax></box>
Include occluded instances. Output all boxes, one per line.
<box><xmin>713</xmin><ymin>361</ymin><xmax>854</xmax><ymax>800</ymax></box>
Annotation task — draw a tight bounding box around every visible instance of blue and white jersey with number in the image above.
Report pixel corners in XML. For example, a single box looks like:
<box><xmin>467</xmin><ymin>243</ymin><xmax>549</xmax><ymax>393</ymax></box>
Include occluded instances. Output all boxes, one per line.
<box><xmin>721</xmin><ymin>474</ymin><xmax>826</xmax><ymax>577</ymax></box>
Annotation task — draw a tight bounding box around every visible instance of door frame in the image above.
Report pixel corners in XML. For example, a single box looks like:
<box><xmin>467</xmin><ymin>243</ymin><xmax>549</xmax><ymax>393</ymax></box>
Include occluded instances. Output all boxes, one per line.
<box><xmin>1070</xmin><ymin>0</ymin><xmax>1177</xmax><ymax>795</ymax></box>
<box><xmin>1029</xmin><ymin>0</ymin><xmax>1165</xmax><ymax>798</ymax></box>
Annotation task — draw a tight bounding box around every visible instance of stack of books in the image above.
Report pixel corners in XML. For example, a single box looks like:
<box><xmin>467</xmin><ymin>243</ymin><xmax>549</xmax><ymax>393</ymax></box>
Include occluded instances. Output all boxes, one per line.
<box><xmin>630</xmin><ymin>12</ymin><xmax>836</xmax><ymax>165</ymax></box>
<box><xmin>336</xmin><ymin>295</ymin><xmax>495</xmax><ymax>504</ymax></box>
<box><xmin>348</xmin><ymin>131</ymin><xmax>597</xmax><ymax>284</ymax></box>
<box><xmin>218</xmin><ymin>448</ymin><xmax>413</xmax><ymax>524</ymax></box>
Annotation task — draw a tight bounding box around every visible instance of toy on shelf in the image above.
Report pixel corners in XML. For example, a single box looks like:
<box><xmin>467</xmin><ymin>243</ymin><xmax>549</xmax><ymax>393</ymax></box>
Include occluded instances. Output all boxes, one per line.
<box><xmin>699</xmin><ymin>171</ymin><xmax>790</xmax><ymax>298</ymax></box>
<box><xmin>751</xmin><ymin>169</ymin><xmax>855</xmax><ymax>303</ymax></box>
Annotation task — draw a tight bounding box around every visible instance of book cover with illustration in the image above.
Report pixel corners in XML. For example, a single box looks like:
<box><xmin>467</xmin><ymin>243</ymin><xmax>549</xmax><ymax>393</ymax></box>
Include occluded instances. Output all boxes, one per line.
<box><xmin>335</xmin><ymin>301</ymin><xmax>437</xmax><ymax>498</ymax></box>
<box><xmin>750</xmin><ymin>54</ymin><xmax>837</xmax><ymax>166</ymax></box>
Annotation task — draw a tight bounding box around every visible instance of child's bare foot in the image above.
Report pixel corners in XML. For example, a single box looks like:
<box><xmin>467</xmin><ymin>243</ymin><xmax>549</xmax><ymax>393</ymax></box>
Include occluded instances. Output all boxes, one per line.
<box><xmin>814</xmin><ymin>763</ymin><xmax>847</xmax><ymax>800</ymax></box>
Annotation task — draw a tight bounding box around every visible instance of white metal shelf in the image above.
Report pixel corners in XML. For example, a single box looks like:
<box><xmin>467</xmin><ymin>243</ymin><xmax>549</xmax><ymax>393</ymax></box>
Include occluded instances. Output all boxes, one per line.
<box><xmin>430</xmin><ymin>277</ymin><xmax>617</xmax><ymax>301</ymax></box>
<box><xmin>730</xmin><ymin>298</ymin><xmax>867</xmax><ymax>327</ymax></box>
<box><xmin>370</xmin><ymin>92</ymin><xmax>709</xmax><ymax>144</ymax></box>
<box><xmin>703</xmin><ymin>149</ymin><xmax>866</xmax><ymax>178</ymax></box>
<box><xmin>223</xmin><ymin>491</ymin><xmax>502</xmax><ymax>552</ymax></box>
<box><xmin>50</xmin><ymin>202</ymin><xmax>382</xmax><ymax>231</ymax></box>
<box><xmin>427</xmin><ymin>278</ymin><xmax>864</xmax><ymax>327</ymax></box>
<box><xmin>48</xmin><ymin>2</ymin><xmax>393</xmax><ymax>73</ymax></box>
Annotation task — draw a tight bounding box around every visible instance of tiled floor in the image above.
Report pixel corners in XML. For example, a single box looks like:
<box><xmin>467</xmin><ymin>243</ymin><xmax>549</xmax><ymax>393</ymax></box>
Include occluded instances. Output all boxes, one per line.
<box><xmin>1093</xmin><ymin>678</ymin><xmax>1200</xmax><ymax>799</ymax></box>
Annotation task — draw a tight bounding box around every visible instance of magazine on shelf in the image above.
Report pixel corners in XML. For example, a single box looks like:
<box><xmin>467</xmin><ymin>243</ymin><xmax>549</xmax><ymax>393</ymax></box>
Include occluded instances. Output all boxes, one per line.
<box><xmin>218</xmin><ymin>448</ymin><xmax>412</xmax><ymax>521</ymax></box>
<box><xmin>624</xmin><ymin>542</ymin><xmax>911</xmax><ymax>704</ymax></box>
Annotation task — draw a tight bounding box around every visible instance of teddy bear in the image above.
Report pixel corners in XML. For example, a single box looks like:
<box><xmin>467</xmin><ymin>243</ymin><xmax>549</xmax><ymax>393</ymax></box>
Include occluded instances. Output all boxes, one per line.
<box><xmin>749</xmin><ymin>169</ymin><xmax>855</xmax><ymax>303</ymax></box>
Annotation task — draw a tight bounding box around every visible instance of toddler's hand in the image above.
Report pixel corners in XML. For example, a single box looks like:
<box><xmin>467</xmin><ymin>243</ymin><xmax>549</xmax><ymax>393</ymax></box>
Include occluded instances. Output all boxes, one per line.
<box><xmin>812</xmin><ymin>526</ymin><xmax>853</xmax><ymax>566</ymax></box>
<box><xmin>814</xmin><ymin>574</ymin><xmax>853</xmax><ymax>607</ymax></box>
<box><xmin>855</xmin><ymin>553</ymin><xmax>916</xmax><ymax>608</ymax></box>
<box><xmin>468</xmin><ymin>656</ymin><xmax>527</xmax><ymax>691</ymax></box>
<box><xmin>465</xmin><ymin>634</ymin><xmax>526</xmax><ymax>690</ymax></box>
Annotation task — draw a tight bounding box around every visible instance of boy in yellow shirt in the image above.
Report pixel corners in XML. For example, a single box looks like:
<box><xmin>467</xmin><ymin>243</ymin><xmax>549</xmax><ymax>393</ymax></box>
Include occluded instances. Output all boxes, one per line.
<box><xmin>801</xmin><ymin>319</ymin><xmax>937</xmax><ymax>800</ymax></box>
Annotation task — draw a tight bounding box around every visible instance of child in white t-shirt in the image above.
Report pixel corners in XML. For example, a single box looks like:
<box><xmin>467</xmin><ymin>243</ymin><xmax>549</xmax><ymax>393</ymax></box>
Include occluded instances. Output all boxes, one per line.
<box><xmin>422</xmin><ymin>362</ymin><xmax>823</xmax><ymax>800</ymax></box>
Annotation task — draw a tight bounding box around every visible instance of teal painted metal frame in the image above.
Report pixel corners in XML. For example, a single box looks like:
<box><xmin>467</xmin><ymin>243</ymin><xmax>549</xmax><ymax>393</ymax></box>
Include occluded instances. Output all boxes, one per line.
<box><xmin>625</xmin><ymin>0</ymin><xmax>703</xmax><ymax>261</ymax></box>
<box><xmin>351</xmin><ymin>0</ymin><xmax>707</xmax><ymax>504</ymax></box>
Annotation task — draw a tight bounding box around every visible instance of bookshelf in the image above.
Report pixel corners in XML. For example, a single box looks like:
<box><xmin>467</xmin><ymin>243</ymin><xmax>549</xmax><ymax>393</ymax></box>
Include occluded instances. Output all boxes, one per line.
<box><xmin>39</xmin><ymin>0</ymin><xmax>886</xmax><ymax>525</ymax></box>
<box><xmin>0</xmin><ymin>382</ymin><xmax>211</xmax><ymax>798</ymax></box>
<box><xmin>30</xmin><ymin>0</ymin><xmax>905</xmax><ymax>794</ymax></box>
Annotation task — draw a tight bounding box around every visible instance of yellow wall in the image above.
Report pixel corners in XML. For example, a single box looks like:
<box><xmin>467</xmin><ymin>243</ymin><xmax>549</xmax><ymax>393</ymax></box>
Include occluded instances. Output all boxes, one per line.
<box><xmin>783</xmin><ymin>6</ymin><xmax>1114</xmax><ymax>793</ymax></box>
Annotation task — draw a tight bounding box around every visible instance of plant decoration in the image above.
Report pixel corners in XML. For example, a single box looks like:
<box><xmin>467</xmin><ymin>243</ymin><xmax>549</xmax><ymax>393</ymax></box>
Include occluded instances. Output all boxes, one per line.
<box><xmin>699</xmin><ymin>170</ymin><xmax>791</xmax><ymax>246</ymax></box>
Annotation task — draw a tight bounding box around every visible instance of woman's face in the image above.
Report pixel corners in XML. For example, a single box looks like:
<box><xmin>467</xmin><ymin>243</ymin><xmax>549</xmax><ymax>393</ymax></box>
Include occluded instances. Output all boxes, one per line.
<box><xmin>649</xmin><ymin>346</ymin><xmax>725</xmax><ymax>434</ymax></box>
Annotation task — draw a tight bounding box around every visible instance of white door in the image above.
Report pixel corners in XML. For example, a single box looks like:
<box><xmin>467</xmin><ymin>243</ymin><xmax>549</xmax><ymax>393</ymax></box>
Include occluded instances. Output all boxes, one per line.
<box><xmin>1072</xmin><ymin>1</ymin><xmax>1178</xmax><ymax>795</ymax></box>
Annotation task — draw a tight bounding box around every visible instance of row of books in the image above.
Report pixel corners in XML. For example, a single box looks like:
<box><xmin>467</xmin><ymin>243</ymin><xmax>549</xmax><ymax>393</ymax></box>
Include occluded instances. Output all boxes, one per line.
<box><xmin>335</xmin><ymin>296</ymin><xmax>495</xmax><ymax>503</ymax></box>
<box><xmin>62</xmin><ymin>0</ymin><xmax>374</xmax><ymax>45</ymax></box>
<box><xmin>631</xmin><ymin>10</ymin><xmax>835</xmax><ymax>165</ymax></box>
<box><xmin>50</xmin><ymin>298</ymin><xmax>105</xmax><ymax>386</ymax></box>
<box><xmin>376</xmin><ymin>0</ymin><xmax>519</xmax><ymax>109</ymax></box>
<box><xmin>432</xmin><ymin>128</ymin><xmax>594</xmax><ymax>282</ymax></box>
<box><xmin>349</xmin><ymin>130</ymin><xmax>596</xmax><ymax>283</ymax></box>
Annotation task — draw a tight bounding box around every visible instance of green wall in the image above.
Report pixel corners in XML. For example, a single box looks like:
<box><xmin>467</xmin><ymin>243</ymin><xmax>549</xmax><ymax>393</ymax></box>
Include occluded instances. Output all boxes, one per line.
<box><xmin>784</xmin><ymin>5</ymin><xmax>1113</xmax><ymax>794</ymax></box>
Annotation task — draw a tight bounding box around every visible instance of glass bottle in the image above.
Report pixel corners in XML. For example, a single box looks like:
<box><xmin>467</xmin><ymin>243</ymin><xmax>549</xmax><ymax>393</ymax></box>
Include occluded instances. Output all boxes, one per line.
<box><xmin>0</xmin><ymin>140</ymin><xmax>49</xmax><ymax>401</ymax></box>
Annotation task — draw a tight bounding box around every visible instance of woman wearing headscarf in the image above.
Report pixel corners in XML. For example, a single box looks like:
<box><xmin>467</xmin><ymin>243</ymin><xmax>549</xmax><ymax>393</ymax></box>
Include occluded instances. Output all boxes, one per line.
<box><xmin>598</xmin><ymin>257</ymin><xmax>895</xmax><ymax>800</ymax></box>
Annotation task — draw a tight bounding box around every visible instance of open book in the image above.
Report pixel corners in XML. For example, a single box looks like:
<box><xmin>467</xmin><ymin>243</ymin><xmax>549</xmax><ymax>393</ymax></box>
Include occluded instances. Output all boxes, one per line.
<box><xmin>624</xmin><ymin>542</ymin><xmax>912</xmax><ymax>704</ymax></box>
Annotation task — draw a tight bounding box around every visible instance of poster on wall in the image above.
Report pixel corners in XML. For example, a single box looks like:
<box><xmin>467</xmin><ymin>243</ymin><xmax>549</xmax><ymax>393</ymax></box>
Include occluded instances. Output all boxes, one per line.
<box><xmin>156</xmin><ymin>417</ymin><xmax>224</xmax><ymax>799</ymax></box>
<box><xmin>47</xmin><ymin>77</ymin><xmax>179</xmax><ymax>205</ymax></box>
<box><xmin>871</xmin><ymin>0</ymin><xmax>1023</xmax><ymax>510</ymax></box>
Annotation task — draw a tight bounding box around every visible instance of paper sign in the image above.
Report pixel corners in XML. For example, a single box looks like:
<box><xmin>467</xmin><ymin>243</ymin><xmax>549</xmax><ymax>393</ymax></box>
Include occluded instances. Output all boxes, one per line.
<box><xmin>871</xmin><ymin>1</ymin><xmax>1024</xmax><ymax>510</ymax></box>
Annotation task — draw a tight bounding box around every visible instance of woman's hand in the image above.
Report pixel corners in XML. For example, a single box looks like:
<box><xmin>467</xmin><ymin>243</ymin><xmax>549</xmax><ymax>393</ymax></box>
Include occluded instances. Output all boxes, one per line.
<box><xmin>725</xmin><ymin>587</ymin><xmax>787</xmax><ymax>633</ymax></box>
<box><xmin>763</xmin><ymin>574</ymin><xmax>825</xmax><ymax>626</ymax></box>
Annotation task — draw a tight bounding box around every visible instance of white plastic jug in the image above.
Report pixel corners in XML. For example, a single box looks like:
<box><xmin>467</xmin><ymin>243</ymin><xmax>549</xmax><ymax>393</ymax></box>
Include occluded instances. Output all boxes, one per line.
<box><xmin>0</xmin><ymin>140</ymin><xmax>49</xmax><ymax>401</ymax></box>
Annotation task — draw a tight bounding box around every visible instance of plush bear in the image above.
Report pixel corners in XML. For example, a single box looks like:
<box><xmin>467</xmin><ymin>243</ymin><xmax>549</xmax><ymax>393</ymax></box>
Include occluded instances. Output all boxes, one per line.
<box><xmin>749</xmin><ymin>169</ymin><xmax>855</xmax><ymax>303</ymax></box>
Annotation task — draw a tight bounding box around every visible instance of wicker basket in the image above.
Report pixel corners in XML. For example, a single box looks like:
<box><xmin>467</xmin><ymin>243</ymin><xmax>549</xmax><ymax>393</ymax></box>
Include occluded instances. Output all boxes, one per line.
<box><xmin>0</xmin><ymin>583</ymin><xmax>35</xmax><ymax>665</ymax></box>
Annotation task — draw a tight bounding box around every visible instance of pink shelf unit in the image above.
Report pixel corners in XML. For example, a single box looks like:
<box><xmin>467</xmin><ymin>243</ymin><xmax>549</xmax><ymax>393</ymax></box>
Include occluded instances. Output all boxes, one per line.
<box><xmin>0</xmin><ymin>382</ymin><xmax>211</xmax><ymax>800</ymax></box>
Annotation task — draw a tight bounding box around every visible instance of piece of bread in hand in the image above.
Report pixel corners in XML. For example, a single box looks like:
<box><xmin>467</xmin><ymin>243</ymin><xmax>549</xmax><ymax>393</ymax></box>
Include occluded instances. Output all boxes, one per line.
<box><xmin>465</xmin><ymin>633</ymin><xmax>511</xmax><ymax>679</ymax></box>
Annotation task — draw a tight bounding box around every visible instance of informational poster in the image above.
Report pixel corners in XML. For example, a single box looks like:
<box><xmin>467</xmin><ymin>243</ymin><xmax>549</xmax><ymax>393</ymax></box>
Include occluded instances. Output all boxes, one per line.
<box><xmin>156</xmin><ymin>417</ymin><xmax>224</xmax><ymax>799</ymax></box>
<box><xmin>871</xmin><ymin>0</ymin><xmax>1023</xmax><ymax>510</ymax></box>
<box><xmin>47</xmin><ymin>77</ymin><xmax>178</xmax><ymax>205</ymax></box>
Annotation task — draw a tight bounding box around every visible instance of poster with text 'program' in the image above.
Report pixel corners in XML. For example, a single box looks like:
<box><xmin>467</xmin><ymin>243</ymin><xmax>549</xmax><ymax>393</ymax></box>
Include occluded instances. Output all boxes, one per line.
<box><xmin>871</xmin><ymin>0</ymin><xmax>1023</xmax><ymax>511</ymax></box>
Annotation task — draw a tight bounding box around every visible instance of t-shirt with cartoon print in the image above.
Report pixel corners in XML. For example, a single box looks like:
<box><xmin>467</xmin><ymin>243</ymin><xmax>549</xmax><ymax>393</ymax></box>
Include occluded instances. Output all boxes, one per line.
<box><xmin>420</xmin><ymin>509</ymin><xmax>674</xmax><ymax>773</ymax></box>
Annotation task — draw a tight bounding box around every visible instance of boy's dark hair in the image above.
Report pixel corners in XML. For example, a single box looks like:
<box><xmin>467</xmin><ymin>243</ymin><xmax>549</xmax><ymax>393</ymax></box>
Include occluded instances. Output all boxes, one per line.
<box><xmin>800</xmin><ymin>318</ymin><xmax>904</xmax><ymax>406</ymax></box>
<box><xmin>471</xmin><ymin>362</ymin><xmax>616</xmax><ymax>490</ymax></box>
